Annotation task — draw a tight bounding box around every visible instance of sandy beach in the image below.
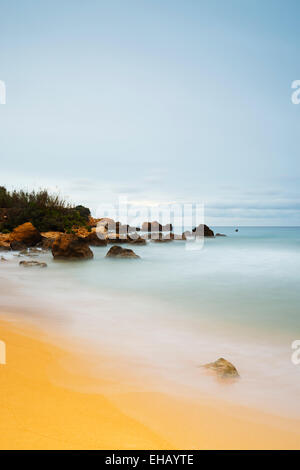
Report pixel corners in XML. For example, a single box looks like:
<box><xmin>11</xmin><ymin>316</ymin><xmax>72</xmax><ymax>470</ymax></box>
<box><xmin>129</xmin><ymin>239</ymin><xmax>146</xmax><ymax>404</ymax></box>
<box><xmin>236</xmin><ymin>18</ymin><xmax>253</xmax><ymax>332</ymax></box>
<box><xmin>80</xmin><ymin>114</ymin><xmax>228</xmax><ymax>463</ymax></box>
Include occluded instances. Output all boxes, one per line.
<box><xmin>1</xmin><ymin>315</ymin><xmax>300</xmax><ymax>450</ymax></box>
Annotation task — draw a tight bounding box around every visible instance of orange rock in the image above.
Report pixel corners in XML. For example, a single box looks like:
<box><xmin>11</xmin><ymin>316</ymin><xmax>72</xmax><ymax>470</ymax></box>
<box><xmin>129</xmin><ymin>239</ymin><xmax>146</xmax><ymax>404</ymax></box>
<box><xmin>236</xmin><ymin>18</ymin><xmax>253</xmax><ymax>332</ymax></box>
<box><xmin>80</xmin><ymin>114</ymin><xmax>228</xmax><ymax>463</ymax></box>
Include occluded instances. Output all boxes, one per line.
<box><xmin>10</xmin><ymin>222</ymin><xmax>41</xmax><ymax>247</ymax></box>
<box><xmin>52</xmin><ymin>234</ymin><xmax>93</xmax><ymax>260</ymax></box>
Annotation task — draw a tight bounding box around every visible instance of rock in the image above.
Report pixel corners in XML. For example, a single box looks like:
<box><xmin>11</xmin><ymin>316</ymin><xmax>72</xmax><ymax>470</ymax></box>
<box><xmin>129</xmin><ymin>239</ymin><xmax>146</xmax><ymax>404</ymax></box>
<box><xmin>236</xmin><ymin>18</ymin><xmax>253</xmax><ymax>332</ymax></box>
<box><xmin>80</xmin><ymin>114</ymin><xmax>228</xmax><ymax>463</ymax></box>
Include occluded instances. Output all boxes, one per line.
<box><xmin>107</xmin><ymin>233</ymin><xmax>132</xmax><ymax>244</ymax></box>
<box><xmin>1</xmin><ymin>256</ymin><xmax>8</xmax><ymax>262</ymax></box>
<box><xmin>19</xmin><ymin>247</ymin><xmax>45</xmax><ymax>257</ymax></box>
<box><xmin>107</xmin><ymin>233</ymin><xmax>146</xmax><ymax>244</ymax></box>
<box><xmin>141</xmin><ymin>221</ymin><xmax>173</xmax><ymax>232</ymax></box>
<box><xmin>153</xmin><ymin>233</ymin><xmax>173</xmax><ymax>242</ymax></box>
<box><xmin>106</xmin><ymin>245</ymin><xmax>140</xmax><ymax>259</ymax></box>
<box><xmin>129</xmin><ymin>237</ymin><xmax>146</xmax><ymax>245</ymax></box>
<box><xmin>10</xmin><ymin>222</ymin><xmax>42</xmax><ymax>247</ymax></box>
<box><xmin>106</xmin><ymin>222</ymin><xmax>140</xmax><ymax>234</ymax></box>
<box><xmin>182</xmin><ymin>231</ymin><xmax>194</xmax><ymax>240</ymax></box>
<box><xmin>215</xmin><ymin>233</ymin><xmax>226</xmax><ymax>237</ymax></box>
<box><xmin>202</xmin><ymin>357</ymin><xmax>239</xmax><ymax>378</ymax></box>
<box><xmin>10</xmin><ymin>241</ymin><xmax>27</xmax><ymax>251</ymax></box>
<box><xmin>0</xmin><ymin>233</ymin><xmax>11</xmax><ymax>250</ymax></box>
<box><xmin>84</xmin><ymin>230</ymin><xmax>108</xmax><ymax>246</ymax></box>
<box><xmin>192</xmin><ymin>224</ymin><xmax>214</xmax><ymax>237</ymax></box>
<box><xmin>0</xmin><ymin>241</ymin><xmax>11</xmax><ymax>251</ymax></box>
<box><xmin>19</xmin><ymin>260</ymin><xmax>47</xmax><ymax>268</ymax></box>
<box><xmin>39</xmin><ymin>232</ymin><xmax>63</xmax><ymax>250</ymax></box>
<box><xmin>38</xmin><ymin>237</ymin><xmax>55</xmax><ymax>250</ymax></box>
<box><xmin>52</xmin><ymin>234</ymin><xmax>94</xmax><ymax>260</ymax></box>
<box><xmin>235</xmin><ymin>229</ymin><xmax>239</xmax><ymax>232</ymax></box>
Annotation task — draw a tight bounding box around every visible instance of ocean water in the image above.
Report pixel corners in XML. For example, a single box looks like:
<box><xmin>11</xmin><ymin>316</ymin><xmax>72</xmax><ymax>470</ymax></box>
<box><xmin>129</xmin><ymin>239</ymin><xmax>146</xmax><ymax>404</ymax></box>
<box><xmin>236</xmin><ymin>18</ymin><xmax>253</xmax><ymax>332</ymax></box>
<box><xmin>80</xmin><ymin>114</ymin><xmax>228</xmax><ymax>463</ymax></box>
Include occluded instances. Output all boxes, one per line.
<box><xmin>1</xmin><ymin>226</ymin><xmax>300</xmax><ymax>417</ymax></box>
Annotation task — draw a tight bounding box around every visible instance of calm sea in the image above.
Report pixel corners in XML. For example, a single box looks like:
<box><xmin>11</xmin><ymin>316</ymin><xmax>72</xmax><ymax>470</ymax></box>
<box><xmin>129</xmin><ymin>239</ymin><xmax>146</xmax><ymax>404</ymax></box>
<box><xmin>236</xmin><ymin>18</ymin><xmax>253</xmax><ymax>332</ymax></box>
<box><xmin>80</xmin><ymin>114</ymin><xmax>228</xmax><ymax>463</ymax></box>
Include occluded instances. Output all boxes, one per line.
<box><xmin>1</xmin><ymin>226</ymin><xmax>300</xmax><ymax>417</ymax></box>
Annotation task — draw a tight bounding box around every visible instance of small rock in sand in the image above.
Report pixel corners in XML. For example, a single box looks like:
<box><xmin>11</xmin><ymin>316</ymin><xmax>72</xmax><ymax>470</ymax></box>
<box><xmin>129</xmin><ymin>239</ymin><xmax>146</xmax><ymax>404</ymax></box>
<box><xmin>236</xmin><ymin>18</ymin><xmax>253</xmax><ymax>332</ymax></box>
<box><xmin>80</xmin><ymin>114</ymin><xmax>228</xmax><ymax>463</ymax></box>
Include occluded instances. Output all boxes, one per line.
<box><xmin>202</xmin><ymin>357</ymin><xmax>239</xmax><ymax>378</ymax></box>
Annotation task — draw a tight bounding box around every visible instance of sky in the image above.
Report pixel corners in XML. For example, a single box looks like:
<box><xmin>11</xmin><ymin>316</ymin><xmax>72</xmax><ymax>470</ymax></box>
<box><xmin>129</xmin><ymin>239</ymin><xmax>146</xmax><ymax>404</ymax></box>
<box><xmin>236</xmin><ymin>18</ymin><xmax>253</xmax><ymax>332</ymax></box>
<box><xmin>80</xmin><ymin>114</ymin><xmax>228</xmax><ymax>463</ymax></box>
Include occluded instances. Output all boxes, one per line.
<box><xmin>0</xmin><ymin>0</ymin><xmax>300</xmax><ymax>225</ymax></box>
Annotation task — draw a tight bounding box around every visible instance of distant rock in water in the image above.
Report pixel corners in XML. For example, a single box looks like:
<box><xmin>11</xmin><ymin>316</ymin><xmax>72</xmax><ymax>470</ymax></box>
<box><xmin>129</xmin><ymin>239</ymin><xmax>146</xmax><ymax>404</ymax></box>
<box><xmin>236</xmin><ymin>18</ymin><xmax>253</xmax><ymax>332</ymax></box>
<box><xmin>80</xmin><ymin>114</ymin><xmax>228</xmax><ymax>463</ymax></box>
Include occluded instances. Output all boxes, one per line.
<box><xmin>10</xmin><ymin>222</ymin><xmax>42</xmax><ymax>248</ymax></box>
<box><xmin>52</xmin><ymin>234</ymin><xmax>94</xmax><ymax>260</ymax></box>
<box><xmin>19</xmin><ymin>260</ymin><xmax>47</xmax><ymax>268</ymax></box>
<box><xmin>192</xmin><ymin>224</ymin><xmax>214</xmax><ymax>237</ymax></box>
<box><xmin>153</xmin><ymin>233</ymin><xmax>173</xmax><ymax>242</ymax></box>
<box><xmin>235</xmin><ymin>228</ymin><xmax>239</xmax><ymax>232</ymax></box>
<box><xmin>202</xmin><ymin>357</ymin><xmax>239</xmax><ymax>378</ymax></box>
<box><xmin>215</xmin><ymin>233</ymin><xmax>226</xmax><ymax>237</ymax></box>
<box><xmin>129</xmin><ymin>237</ymin><xmax>146</xmax><ymax>245</ymax></box>
<box><xmin>141</xmin><ymin>221</ymin><xmax>173</xmax><ymax>232</ymax></box>
<box><xmin>182</xmin><ymin>231</ymin><xmax>193</xmax><ymax>240</ymax></box>
<box><xmin>106</xmin><ymin>245</ymin><xmax>140</xmax><ymax>259</ymax></box>
<box><xmin>107</xmin><ymin>233</ymin><xmax>131</xmax><ymax>244</ymax></box>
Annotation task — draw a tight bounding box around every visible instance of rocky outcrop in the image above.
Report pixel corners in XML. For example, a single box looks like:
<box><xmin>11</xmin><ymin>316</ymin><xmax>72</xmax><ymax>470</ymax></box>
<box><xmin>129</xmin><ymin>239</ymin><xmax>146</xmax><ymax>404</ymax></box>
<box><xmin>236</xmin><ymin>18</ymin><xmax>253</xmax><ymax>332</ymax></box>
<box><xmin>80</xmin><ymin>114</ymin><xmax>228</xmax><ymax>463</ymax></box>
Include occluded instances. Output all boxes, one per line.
<box><xmin>192</xmin><ymin>224</ymin><xmax>214</xmax><ymax>237</ymax></box>
<box><xmin>215</xmin><ymin>233</ymin><xmax>226</xmax><ymax>237</ymax></box>
<box><xmin>84</xmin><ymin>230</ymin><xmax>108</xmax><ymax>246</ymax></box>
<box><xmin>19</xmin><ymin>260</ymin><xmax>47</xmax><ymax>268</ymax></box>
<box><xmin>10</xmin><ymin>222</ymin><xmax>42</xmax><ymax>248</ymax></box>
<box><xmin>52</xmin><ymin>234</ymin><xmax>94</xmax><ymax>260</ymax></box>
<box><xmin>106</xmin><ymin>245</ymin><xmax>140</xmax><ymax>259</ymax></box>
<box><xmin>202</xmin><ymin>357</ymin><xmax>239</xmax><ymax>378</ymax></box>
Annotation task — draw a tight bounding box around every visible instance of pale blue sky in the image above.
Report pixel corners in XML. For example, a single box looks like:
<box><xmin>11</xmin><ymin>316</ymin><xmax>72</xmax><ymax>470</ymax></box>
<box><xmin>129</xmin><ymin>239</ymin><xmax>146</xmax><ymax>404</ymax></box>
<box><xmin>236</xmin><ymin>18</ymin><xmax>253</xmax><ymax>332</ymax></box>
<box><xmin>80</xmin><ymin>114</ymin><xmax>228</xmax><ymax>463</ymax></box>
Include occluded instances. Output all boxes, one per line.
<box><xmin>0</xmin><ymin>0</ymin><xmax>300</xmax><ymax>225</ymax></box>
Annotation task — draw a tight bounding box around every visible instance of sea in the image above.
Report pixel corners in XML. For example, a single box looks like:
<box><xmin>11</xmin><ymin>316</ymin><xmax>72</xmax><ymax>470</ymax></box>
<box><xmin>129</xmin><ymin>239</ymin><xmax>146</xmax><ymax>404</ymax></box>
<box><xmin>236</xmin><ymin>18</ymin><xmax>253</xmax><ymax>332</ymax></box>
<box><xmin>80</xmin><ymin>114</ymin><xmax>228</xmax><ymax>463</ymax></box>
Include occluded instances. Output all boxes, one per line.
<box><xmin>1</xmin><ymin>226</ymin><xmax>300</xmax><ymax>418</ymax></box>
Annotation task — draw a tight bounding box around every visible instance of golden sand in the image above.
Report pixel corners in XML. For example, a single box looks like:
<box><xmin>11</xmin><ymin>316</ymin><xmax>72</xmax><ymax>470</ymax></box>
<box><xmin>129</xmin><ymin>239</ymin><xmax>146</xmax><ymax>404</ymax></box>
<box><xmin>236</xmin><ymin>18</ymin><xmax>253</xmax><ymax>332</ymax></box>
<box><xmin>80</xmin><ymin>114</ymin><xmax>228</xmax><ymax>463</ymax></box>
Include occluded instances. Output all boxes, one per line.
<box><xmin>0</xmin><ymin>318</ymin><xmax>300</xmax><ymax>450</ymax></box>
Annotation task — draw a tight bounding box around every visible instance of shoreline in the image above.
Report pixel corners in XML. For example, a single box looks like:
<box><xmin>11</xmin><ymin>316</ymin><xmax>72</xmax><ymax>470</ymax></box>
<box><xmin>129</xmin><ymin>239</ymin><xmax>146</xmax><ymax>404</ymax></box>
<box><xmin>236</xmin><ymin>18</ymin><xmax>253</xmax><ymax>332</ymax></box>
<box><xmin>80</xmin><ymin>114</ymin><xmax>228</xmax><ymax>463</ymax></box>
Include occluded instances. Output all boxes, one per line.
<box><xmin>1</xmin><ymin>314</ymin><xmax>300</xmax><ymax>449</ymax></box>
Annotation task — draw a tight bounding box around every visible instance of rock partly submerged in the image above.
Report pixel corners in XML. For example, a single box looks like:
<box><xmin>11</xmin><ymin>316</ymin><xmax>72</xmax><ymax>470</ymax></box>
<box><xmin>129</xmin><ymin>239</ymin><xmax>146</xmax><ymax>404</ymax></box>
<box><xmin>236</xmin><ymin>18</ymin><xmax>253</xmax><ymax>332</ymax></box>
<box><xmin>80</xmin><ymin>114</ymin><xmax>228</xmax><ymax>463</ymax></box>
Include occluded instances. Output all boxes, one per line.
<box><xmin>107</xmin><ymin>233</ymin><xmax>145</xmax><ymax>245</ymax></box>
<box><xmin>129</xmin><ymin>237</ymin><xmax>146</xmax><ymax>245</ymax></box>
<box><xmin>106</xmin><ymin>245</ymin><xmax>140</xmax><ymax>259</ymax></box>
<box><xmin>202</xmin><ymin>357</ymin><xmax>239</xmax><ymax>379</ymax></box>
<box><xmin>19</xmin><ymin>247</ymin><xmax>46</xmax><ymax>257</ymax></box>
<box><xmin>52</xmin><ymin>234</ymin><xmax>94</xmax><ymax>260</ymax></box>
<box><xmin>192</xmin><ymin>224</ymin><xmax>214</xmax><ymax>237</ymax></box>
<box><xmin>19</xmin><ymin>260</ymin><xmax>47</xmax><ymax>268</ymax></box>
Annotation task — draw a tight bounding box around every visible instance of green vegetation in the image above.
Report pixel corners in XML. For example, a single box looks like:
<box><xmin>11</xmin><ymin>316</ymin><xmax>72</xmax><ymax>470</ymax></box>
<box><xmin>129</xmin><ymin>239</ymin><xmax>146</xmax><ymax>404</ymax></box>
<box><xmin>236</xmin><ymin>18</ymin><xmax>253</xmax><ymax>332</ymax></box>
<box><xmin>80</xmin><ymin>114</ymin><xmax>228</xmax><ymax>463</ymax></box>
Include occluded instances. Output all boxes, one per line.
<box><xmin>0</xmin><ymin>186</ymin><xmax>91</xmax><ymax>232</ymax></box>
